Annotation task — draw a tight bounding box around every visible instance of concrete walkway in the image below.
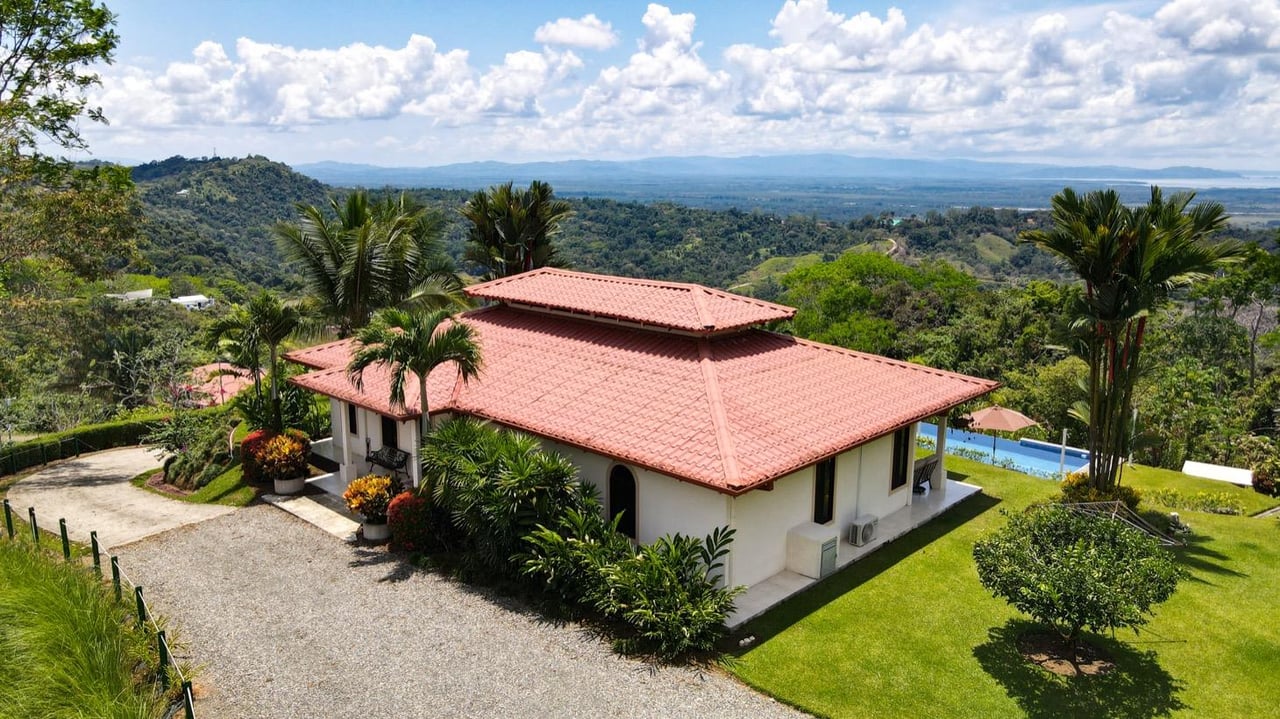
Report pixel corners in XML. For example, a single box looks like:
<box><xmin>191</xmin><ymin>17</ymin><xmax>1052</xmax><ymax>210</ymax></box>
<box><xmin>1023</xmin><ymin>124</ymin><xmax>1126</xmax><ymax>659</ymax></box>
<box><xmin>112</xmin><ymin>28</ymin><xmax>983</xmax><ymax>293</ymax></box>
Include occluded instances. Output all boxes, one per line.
<box><xmin>5</xmin><ymin>447</ymin><xmax>236</xmax><ymax>550</ymax></box>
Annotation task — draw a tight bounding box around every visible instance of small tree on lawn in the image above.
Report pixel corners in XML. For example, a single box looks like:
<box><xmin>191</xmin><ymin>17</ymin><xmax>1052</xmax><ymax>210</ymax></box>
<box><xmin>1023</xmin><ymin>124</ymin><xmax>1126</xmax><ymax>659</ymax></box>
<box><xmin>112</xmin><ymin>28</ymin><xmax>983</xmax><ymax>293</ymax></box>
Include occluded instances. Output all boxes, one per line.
<box><xmin>973</xmin><ymin>504</ymin><xmax>1180</xmax><ymax>646</ymax></box>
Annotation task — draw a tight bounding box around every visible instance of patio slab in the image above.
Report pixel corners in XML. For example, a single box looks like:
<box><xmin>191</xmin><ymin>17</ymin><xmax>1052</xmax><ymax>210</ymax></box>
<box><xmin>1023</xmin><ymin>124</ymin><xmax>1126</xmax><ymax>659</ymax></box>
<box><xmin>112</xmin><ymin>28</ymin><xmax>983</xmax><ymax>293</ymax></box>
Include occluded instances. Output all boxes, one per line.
<box><xmin>728</xmin><ymin>479</ymin><xmax>982</xmax><ymax>627</ymax></box>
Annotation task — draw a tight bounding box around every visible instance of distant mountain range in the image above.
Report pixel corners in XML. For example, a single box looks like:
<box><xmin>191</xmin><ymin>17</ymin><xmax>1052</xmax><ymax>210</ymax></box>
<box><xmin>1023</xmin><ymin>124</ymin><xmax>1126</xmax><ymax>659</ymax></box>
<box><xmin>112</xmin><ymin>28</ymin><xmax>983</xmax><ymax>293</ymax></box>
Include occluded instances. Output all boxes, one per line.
<box><xmin>295</xmin><ymin>154</ymin><xmax>1250</xmax><ymax>190</ymax></box>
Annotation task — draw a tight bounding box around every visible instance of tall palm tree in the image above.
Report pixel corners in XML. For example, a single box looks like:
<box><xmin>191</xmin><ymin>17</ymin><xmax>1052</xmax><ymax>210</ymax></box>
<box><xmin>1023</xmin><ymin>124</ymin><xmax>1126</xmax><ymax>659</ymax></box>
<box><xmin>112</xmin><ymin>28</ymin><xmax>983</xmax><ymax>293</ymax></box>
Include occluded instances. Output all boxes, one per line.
<box><xmin>245</xmin><ymin>291</ymin><xmax>301</xmax><ymax>432</ymax></box>
<box><xmin>204</xmin><ymin>303</ymin><xmax>265</xmax><ymax>400</ymax></box>
<box><xmin>275</xmin><ymin>191</ymin><xmax>464</xmax><ymax>338</ymax></box>
<box><xmin>347</xmin><ymin>308</ymin><xmax>483</xmax><ymax>447</ymax></box>
<box><xmin>1021</xmin><ymin>186</ymin><xmax>1243</xmax><ymax>490</ymax></box>
<box><xmin>461</xmin><ymin>180</ymin><xmax>573</xmax><ymax>279</ymax></box>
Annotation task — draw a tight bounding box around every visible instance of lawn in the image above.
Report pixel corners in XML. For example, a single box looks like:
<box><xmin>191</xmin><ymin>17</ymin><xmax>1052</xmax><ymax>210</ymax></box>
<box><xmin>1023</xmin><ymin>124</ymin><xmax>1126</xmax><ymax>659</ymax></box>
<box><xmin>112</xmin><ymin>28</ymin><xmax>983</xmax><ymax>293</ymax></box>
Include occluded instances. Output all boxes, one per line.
<box><xmin>729</xmin><ymin>458</ymin><xmax>1280</xmax><ymax>719</ymax></box>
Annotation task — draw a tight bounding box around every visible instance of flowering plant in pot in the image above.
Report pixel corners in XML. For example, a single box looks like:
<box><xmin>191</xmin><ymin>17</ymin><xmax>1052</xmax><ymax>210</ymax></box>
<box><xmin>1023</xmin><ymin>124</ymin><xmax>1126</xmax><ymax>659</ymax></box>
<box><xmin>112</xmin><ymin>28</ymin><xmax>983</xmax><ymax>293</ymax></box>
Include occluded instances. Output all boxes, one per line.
<box><xmin>343</xmin><ymin>474</ymin><xmax>395</xmax><ymax>541</ymax></box>
<box><xmin>257</xmin><ymin>432</ymin><xmax>310</xmax><ymax>495</ymax></box>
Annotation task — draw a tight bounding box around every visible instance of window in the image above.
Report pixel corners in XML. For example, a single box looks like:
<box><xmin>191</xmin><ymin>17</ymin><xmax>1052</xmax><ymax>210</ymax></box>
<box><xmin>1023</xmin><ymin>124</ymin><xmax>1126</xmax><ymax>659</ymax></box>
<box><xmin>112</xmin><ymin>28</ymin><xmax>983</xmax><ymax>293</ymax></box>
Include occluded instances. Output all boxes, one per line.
<box><xmin>347</xmin><ymin>404</ymin><xmax>357</xmax><ymax>435</ymax></box>
<box><xmin>813</xmin><ymin>457</ymin><xmax>835</xmax><ymax>524</ymax></box>
<box><xmin>891</xmin><ymin>427</ymin><xmax>911</xmax><ymax>490</ymax></box>
<box><xmin>381</xmin><ymin>415</ymin><xmax>398</xmax><ymax>450</ymax></box>
<box><xmin>609</xmin><ymin>465</ymin><xmax>637</xmax><ymax>539</ymax></box>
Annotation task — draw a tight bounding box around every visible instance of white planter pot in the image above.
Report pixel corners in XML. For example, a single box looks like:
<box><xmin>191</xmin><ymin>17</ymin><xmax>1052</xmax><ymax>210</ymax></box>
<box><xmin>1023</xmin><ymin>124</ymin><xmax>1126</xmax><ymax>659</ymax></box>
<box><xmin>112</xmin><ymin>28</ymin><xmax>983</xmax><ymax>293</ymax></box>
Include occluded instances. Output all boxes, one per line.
<box><xmin>362</xmin><ymin>521</ymin><xmax>390</xmax><ymax>542</ymax></box>
<box><xmin>274</xmin><ymin>477</ymin><xmax>305</xmax><ymax>495</ymax></box>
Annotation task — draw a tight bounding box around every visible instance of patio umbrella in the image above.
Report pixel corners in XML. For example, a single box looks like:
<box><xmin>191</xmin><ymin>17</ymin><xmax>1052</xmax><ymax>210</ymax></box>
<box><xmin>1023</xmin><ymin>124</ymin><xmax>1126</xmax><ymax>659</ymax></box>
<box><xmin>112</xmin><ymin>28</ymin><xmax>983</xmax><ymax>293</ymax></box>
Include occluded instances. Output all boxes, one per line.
<box><xmin>965</xmin><ymin>405</ymin><xmax>1038</xmax><ymax>460</ymax></box>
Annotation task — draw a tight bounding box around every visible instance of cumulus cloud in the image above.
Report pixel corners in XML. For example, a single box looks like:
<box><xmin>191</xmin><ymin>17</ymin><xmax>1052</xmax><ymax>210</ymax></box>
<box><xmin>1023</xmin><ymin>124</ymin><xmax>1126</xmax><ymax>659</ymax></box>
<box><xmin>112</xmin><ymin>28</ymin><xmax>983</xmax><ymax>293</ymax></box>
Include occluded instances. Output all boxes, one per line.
<box><xmin>534</xmin><ymin>14</ymin><xmax>618</xmax><ymax>50</ymax></box>
<box><xmin>87</xmin><ymin>0</ymin><xmax>1280</xmax><ymax>168</ymax></box>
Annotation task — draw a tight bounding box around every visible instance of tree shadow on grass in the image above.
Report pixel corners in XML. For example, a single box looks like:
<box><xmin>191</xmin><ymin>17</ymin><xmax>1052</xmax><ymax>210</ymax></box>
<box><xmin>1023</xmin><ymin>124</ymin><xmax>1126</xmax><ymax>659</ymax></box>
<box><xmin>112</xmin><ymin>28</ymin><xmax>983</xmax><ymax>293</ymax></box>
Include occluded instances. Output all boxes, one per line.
<box><xmin>973</xmin><ymin>620</ymin><xmax>1186</xmax><ymax>719</ymax></box>
<box><xmin>1171</xmin><ymin>531</ymin><xmax>1244</xmax><ymax>586</ymax></box>
<box><xmin>728</xmin><ymin>491</ymin><xmax>1000</xmax><ymax>650</ymax></box>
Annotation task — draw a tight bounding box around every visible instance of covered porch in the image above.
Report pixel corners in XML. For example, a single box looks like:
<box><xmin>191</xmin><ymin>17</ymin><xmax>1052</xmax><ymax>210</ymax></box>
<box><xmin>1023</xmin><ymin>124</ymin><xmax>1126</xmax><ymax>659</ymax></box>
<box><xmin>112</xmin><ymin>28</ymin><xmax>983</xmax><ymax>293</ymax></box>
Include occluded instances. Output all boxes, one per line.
<box><xmin>727</xmin><ymin>472</ymin><xmax>980</xmax><ymax>629</ymax></box>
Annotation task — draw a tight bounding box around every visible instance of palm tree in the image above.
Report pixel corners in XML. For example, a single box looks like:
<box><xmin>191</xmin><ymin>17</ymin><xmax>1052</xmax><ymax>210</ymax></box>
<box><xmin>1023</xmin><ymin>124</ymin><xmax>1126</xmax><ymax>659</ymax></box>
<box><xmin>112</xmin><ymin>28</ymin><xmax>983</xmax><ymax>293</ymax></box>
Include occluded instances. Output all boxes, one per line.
<box><xmin>461</xmin><ymin>180</ymin><xmax>573</xmax><ymax>279</ymax></box>
<box><xmin>204</xmin><ymin>303</ymin><xmax>265</xmax><ymax>400</ymax></box>
<box><xmin>347</xmin><ymin>308</ymin><xmax>482</xmax><ymax>448</ymax></box>
<box><xmin>246</xmin><ymin>291</ymin><xmax>301</xmax><ymax>432</ymax></box>
<box><xmin>275</xmin><ymin>191</ymin><xmax>464</xmax><ymax>338</ymax></box>
<box><xmin>1021</xmin><ymin>186</ymin><xmax>1243</xmax><ymax>491</ymax></box>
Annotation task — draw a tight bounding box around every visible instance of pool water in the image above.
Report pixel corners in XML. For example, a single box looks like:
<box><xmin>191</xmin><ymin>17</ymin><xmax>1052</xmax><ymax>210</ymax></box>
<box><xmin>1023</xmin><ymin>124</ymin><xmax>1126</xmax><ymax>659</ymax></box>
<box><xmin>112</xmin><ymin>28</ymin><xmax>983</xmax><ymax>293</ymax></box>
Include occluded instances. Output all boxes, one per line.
<box><xmin>917</xmin><ymin>422</ymin><xmax>1089</xmax><ymax>480</ymax></box>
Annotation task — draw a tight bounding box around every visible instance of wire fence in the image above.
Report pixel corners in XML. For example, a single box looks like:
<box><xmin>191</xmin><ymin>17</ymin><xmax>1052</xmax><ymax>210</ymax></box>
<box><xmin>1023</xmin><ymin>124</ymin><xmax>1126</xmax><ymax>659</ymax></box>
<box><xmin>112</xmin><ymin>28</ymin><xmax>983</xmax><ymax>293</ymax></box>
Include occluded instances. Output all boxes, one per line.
<box><xmin>0</xmin><ymin>498</ymin><xmax>197</xmax><ymax>718</ymax></box>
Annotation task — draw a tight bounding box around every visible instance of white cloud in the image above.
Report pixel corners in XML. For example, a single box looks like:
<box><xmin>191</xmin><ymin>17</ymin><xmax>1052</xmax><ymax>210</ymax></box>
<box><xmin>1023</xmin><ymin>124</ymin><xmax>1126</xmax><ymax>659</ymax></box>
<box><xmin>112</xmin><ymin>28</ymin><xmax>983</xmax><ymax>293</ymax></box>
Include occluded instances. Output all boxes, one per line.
<box><xmin>84</xmin><ymin>0</ymin><xmax>1280</xmax><ymax>169</ymax></box>
<box><xmin>534</xmin><ymin>14</ymin><xmax>618</xmax><ymax>50</ymax></box>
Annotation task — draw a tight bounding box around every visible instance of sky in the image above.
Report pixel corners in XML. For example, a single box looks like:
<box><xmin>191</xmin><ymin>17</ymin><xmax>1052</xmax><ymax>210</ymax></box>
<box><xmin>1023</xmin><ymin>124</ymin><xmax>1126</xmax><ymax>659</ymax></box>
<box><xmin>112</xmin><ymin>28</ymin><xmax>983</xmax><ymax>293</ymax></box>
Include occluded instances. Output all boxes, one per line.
<box><xmin>68</xmin><ymin>0</ymin><xmax>1280</xmax><ymax>170</ymax></box>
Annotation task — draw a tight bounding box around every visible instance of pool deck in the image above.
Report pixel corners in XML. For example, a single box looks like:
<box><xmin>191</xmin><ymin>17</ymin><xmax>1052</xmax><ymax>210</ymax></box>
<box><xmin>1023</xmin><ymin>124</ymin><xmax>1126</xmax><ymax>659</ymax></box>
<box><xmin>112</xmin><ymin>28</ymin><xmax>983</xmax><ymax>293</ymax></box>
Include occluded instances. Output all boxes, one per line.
<box><xmin>727</xmin><ymin>478</ymin><xmax>982</xmax><ymax>628</ymax></box>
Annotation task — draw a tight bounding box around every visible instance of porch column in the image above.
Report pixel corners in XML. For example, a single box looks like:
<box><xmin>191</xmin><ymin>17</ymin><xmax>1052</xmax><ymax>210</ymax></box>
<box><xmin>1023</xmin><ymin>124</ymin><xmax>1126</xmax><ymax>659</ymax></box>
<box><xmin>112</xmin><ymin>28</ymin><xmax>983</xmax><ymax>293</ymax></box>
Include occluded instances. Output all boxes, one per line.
<box><xmin>338</xmin><ymin>400</ymin><xmax>355</xmax><ymax>485</ymax></box>
<box><xmin>933</xmin><ymin>411</ymin><xmax>948</xmax><ymax>496</ymax></box>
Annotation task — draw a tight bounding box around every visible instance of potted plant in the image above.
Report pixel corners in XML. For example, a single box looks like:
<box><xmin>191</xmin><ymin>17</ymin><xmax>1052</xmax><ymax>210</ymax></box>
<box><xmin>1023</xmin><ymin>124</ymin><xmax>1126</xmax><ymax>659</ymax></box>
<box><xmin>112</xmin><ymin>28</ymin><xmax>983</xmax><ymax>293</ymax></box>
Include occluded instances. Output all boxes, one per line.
<box><xmin>343</xmin><ymin>474</ymin><xmax>395</xmax><ymax>541</ymax></box>
<box><xmin>257</xmin><ymin>432</ymin><xmax>310</xmax><ymax>495</ymax></box>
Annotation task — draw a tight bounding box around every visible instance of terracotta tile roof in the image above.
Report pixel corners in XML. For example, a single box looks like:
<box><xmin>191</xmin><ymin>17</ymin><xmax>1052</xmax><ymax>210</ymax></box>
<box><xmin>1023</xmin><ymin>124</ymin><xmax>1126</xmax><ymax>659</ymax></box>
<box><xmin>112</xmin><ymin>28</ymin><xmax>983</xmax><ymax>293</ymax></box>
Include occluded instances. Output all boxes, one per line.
<box><xmin>186</xmin><ymin>362</ymin><xmax>253</xmax><ymax>407</ymax></box>
<box><xmin>283</xmin><ymin>337</ymin><xmax>359</xmax><ymax>370</ymax></box>
<box><xmin>464</xmin><ymin>267</ymin><xmax>795</xmax><ymax>334</ymax></box>
<box><xmin>289</xmin><ymin>303</ymin><xmax>997</xmax><ymax>494</ymax></box>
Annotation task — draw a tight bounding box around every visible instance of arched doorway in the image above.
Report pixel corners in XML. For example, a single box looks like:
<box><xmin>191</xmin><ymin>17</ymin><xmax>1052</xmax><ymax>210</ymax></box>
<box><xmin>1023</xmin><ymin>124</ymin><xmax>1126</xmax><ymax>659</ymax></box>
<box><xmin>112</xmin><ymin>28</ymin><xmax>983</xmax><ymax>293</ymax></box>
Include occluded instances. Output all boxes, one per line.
<box><xmin>608</xmin><ymin>465</ymin><xmax>637</xmax><ymax>539</ymax></box>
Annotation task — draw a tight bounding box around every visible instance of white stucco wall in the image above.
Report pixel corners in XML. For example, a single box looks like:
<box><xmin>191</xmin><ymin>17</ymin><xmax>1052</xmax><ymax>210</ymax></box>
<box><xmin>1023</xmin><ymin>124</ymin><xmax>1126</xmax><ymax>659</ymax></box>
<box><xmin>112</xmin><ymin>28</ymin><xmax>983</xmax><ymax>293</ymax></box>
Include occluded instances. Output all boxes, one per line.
<box><xmin>539</xmin><ymin>438</ymin><xmax>728</xmax><ymax>545</ymax></box>
<box><xmin>729</xmin><ymin>466</ymin><xmax>811</xmax><ymax>588</ymax></box>
<box><xmin>855</xmin><ymin>428</ymin><xmax>915</xmax><ymax>520</ymax></box>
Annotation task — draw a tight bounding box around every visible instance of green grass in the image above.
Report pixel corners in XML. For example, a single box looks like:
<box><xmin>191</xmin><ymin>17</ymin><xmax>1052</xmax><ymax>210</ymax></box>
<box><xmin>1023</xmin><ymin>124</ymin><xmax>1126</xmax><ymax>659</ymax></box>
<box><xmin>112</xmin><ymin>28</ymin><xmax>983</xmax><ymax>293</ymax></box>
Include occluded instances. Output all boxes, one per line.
<box><xmin>730</xmin><ymin>253</ymin><xmax>824</xmax><ymax>293</ymax></box>
<box><xmin>130</xmin><ymin>464</ymin><xmax>258</xmax><ymax>508</ymax></box>
<box><xmin>0</xmin><ymin>539</ymin><xmax>165</xmax><ymax>718</ymax></box>
<box><xmin>975</xmin><ymin>233</ymin><xmax>1016</xmax><ymax>263</ymax></box>
<box><xmin>729</xmin><ymin>458</ymin><xmax>1280</xmax><ymax>719</ymax></box>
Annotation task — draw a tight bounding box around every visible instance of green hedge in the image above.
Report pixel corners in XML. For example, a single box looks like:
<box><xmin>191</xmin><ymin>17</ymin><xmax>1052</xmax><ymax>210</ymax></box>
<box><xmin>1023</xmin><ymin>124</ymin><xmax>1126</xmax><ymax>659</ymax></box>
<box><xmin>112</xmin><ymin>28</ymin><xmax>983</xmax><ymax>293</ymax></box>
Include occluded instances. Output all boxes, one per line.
<box><xmin>0</xmin><ymin>416</ymin><xmax>166</xmax><ymax>477</ymax></box>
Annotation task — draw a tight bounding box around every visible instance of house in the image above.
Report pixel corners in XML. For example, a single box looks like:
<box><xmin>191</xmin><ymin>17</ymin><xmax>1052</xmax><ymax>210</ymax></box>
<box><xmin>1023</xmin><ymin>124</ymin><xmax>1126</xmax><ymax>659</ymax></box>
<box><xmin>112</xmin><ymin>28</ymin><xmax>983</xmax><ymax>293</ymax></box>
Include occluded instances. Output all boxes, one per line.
<box><xmin>285</xmin><ymin>268</ymin><xmax>997</xmax><ymax>622</ymax></box>
<box><xmin>170</xmin><ymin>294</ymin><xmax>215</xmax><ymax>310</ymax></box>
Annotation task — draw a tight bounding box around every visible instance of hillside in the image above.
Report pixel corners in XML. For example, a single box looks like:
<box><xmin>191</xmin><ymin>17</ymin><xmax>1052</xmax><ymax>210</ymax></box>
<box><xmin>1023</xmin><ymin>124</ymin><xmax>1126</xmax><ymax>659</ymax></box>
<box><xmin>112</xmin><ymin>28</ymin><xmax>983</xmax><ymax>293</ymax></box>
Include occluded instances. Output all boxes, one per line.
<box><xmin>131</xmin><ymin>156</ymin><xmax>1271</xmax><ymax>296</ymax></box>
<box><xmin>133</xmin><ymin>156</ymin><xmax>330</xmax><ymax>289</ymax></box>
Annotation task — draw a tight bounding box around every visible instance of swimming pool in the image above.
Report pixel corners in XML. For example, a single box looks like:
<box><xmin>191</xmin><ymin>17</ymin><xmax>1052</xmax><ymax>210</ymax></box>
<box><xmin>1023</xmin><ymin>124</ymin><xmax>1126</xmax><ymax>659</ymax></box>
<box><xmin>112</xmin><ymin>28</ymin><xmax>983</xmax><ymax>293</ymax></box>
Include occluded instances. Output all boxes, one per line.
<box><xmin>917</xmin><ymin>422</ymin><xmax>1089</xmax><ymax>480</ymax></box>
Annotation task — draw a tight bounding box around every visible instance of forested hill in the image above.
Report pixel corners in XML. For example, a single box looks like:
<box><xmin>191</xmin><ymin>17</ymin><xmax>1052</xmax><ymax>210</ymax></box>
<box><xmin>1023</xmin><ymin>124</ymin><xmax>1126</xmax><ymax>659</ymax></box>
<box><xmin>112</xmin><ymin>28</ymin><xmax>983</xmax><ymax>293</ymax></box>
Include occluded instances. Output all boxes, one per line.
<box><xmin>131</xmin><ymin>155</ymin><xmax>1267</xmax><ymax>296</ymax></box>
<box><xmin>133</xmin><ymin>156</ymin><xmax>329</xmax><ymax>288</ymax></box>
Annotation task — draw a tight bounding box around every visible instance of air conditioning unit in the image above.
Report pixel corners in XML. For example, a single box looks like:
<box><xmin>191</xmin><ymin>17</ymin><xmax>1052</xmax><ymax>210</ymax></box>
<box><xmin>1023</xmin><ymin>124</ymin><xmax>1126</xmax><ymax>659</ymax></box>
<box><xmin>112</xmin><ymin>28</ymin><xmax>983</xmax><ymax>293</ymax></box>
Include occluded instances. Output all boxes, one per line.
<box><xmin>786</xmin><ymin>523</ymin><xmax>839</xmax><ymax>579</ymax></box>
<box><xmin>849</xmin><ymin>515</ymin><xmax>878</xmax><ymax>547</ymax></box>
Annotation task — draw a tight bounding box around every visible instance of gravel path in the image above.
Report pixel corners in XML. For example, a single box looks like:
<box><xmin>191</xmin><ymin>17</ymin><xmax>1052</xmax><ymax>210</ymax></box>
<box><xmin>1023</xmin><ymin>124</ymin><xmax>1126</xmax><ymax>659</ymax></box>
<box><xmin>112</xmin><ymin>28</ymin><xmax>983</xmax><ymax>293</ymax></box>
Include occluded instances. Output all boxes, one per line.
<box><xmin>117</xmin><ymin>505</ymin><xmax>806</xmax><ymax>719</ymax></box>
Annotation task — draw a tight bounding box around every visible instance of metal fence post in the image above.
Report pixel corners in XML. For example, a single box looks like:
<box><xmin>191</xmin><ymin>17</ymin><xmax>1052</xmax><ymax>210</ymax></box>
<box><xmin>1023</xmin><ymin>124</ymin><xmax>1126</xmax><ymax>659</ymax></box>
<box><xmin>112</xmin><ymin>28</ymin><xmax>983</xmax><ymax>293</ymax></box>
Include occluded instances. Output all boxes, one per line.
<box><xmin>28</xmin><ymin>507</ymin><xmax>38</xmax><ymax>545</ymax></box>
<box><xmin>91</xmin><ymin>531</ymin><xmax>101</xmax><ymax>577</ymax></box>
<box><xmin>182</xmin><ymin>680</ymin><xmax>195</xmax><ymax>718</ymax></box>
<box><xmin>134</xmin><ymin>586</ymin><xmax>146</xmax><ymax>628</ymax></box>
<box><xmin>59</xmin><ymin>519</ymin><xmax>70</xmax><ymax>560</ymax></box>
<box><xmin>157</xmin><ymin>630</ymin><xmax>171</xmax><ymax>689</ymax></box>
<box><xmin>111</xmin><ymin>556</ymin><xmax>121</xmax><ymax>603</ymax></box>
<box><xmin>2</xmin><ymin>499</ymin><xmax>12</xmax><ymax>539</ymax></box>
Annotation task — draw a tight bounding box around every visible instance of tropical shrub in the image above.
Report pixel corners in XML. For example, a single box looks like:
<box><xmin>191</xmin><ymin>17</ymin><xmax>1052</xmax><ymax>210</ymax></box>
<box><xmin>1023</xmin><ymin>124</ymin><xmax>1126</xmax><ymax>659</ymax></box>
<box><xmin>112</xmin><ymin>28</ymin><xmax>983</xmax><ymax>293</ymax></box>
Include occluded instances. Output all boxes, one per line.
<box><xmin>1145</xmin><ymin>488</ymin><xmax>1244</xmax><ymax>516</ymax></box>
<box><xmin>973</xmin><ymin>504</ymin><xmax>1180</xmax><ymax>643</ymax></box>
<box><xmin>1218</xmin><ymin>434</ymin><xmax>1280</xmax><ymax>496</ymax></box>
<box><xmin>423</xmin><ymin>418</ymin><xmax>596</xmax><ymax>576</ymax></box>
<box><xmin>591</xmin><ymin>527</ymin><xmax>742</xmax><ymax>659</ymax></box>
<box><xmin>239</xmin><ymin>428</ymin><xmax>274</xmax><ymax>483</ymax></box>
<box><xmin>161</xmin><ymin>411</ymin><xmax>237</xmax><ymax>490</ymax></box>
<box><xmin>387</xmin><ymin>491</ymin><xmax>437</xmax><ymax>553</ymax></box>
<box><xmin>343</xmin><ymin>475</ymin><xmax>395</xmax><ymax>523</ymax></box>
<box><xmin>255</xmin><ymin>432</ymin><xmax>310</xmax><ymax>484</ymax></box>
<box><xmin>1059</xmin><ymin>471</ymin><xmax>1141</xmax><ymax>510</ymax></box>
<box><xmin>233</xmin><ymin>376</ymin><xmax>329</xmax><ymax>437</ymax></box>
<box><xmin>523</xmin><ymin>508</ymin><xmax>633</xmax><ymax>608</ymax></box>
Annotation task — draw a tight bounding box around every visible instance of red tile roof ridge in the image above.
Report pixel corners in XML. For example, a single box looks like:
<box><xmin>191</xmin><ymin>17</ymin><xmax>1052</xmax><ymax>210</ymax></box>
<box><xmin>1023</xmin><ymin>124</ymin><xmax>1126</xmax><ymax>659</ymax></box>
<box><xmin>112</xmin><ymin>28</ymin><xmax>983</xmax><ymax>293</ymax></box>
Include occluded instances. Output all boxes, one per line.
<box><xmin>464</xmin><ymin>267</ymin><xmax>795</xmax><ymax>332</ymax></box>
<box><xmin>785</xmin><ymin>333</ymin><xmax>1001</xmax><ymax>387</ymax></box>
<box><xmin>696</xmin><ymin>339</ymin><xmax>740</xmax><ymax>486</ymax></box>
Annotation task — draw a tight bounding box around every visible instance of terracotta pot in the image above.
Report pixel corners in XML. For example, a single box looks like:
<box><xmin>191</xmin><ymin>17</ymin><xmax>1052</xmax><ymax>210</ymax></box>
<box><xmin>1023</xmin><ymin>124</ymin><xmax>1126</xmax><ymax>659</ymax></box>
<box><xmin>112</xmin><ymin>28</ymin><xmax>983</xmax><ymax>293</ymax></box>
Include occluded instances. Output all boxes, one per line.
<box><xmin>273</xmin><ymin>476</ymin><xmax>305</xmax><ymax>495</ymax></box>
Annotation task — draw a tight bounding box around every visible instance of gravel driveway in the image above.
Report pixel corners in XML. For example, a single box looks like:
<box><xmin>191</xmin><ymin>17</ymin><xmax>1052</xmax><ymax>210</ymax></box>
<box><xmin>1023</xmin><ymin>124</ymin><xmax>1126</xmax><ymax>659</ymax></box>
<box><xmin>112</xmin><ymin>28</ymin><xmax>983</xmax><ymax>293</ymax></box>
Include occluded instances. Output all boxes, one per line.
<box><xmin>117</xmin><ymin>505</ymin><xmax>806</xmax><ymax>719</ymax></box>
